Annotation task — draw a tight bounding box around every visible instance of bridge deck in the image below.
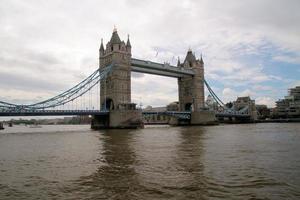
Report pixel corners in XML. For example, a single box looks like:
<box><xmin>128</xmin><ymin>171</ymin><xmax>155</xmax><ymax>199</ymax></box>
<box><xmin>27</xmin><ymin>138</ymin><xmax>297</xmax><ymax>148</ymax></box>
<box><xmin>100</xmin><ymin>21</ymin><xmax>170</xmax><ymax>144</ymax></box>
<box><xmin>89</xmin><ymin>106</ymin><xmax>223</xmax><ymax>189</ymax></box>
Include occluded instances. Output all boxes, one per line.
<box><xmin>131</xmin><ymin>58</ymin><xmax>195</xmax><ymax>78</ymax></box>
<box><xmin>0</xmin><ymin>110</ymin><xmax>250</xmax><ymax>119</ymax></box>
<box><xmin>0</xmin><ymin>110</ymin><xmax>109</xmax><ymax>117</ymax></box>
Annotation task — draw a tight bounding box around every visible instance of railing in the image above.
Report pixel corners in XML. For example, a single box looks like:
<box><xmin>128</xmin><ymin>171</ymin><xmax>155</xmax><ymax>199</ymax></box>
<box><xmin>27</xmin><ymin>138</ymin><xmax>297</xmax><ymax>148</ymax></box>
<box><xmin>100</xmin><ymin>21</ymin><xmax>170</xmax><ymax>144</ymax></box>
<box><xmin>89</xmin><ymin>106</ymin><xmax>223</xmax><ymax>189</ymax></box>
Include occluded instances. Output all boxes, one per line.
<box><xmin>143</xmin><ymin>111</ymin><xmax>191</xmax><ymax>119</ymax></box>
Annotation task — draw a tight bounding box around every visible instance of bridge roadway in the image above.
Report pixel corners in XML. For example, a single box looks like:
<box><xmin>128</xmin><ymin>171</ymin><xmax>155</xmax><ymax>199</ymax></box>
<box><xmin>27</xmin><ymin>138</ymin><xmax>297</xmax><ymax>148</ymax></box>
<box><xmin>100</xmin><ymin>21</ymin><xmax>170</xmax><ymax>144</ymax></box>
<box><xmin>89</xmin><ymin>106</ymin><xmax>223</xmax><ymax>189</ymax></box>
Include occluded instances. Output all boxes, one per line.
<box><xmin>0</xmin><ymin>110</ymin><xmax>191</xmax><ymax>119</ymax></box>
<box><xmin>0</xmin><ymin>110</ymin><xmax>109</xmax><ymax>117</ymax></box>
<box><xmin>131</xmin><ymin>58</ymin><xmax>195</xmax><ymax>78</ymax></box>
<box><xmin>0</xmin><ymin>110</ymin><xmax>250</xmax><ymax>119</ymax></box>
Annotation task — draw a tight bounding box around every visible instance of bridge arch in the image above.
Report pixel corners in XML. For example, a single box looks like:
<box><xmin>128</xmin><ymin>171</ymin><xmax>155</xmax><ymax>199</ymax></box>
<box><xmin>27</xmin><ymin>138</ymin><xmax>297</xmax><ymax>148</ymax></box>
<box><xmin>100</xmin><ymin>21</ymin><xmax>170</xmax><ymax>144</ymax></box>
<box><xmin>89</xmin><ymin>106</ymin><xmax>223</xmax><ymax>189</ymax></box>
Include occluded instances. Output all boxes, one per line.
<box><xmin>184</xmin><ymin>103</ymin><xmax>193</xmax><ymax>111</ymax></box>
<box><xmin>102</xmin><ymin>98</ymin><xmax>114</xmax><ymax>110</ymax></box>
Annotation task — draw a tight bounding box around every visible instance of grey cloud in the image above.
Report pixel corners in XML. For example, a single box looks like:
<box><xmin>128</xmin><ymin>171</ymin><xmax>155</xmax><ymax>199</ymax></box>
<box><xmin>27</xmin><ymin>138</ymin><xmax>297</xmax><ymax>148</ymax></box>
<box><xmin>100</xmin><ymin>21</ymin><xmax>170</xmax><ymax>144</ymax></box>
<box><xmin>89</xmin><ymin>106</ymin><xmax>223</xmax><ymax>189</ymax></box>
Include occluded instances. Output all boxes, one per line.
<box><xmin>0</xmin><ymin>0</ymin><xmax>299</xmax><ymax>105</ymax></box>
<box><xmin>0</xmin><ymin>71</ymin><xmax>68</xmax><ymax>92</ymax></box>
<box><xmin>0</xmin><ymin>49</ymin><xmax>61</xmax><ymax>71</ymax></box>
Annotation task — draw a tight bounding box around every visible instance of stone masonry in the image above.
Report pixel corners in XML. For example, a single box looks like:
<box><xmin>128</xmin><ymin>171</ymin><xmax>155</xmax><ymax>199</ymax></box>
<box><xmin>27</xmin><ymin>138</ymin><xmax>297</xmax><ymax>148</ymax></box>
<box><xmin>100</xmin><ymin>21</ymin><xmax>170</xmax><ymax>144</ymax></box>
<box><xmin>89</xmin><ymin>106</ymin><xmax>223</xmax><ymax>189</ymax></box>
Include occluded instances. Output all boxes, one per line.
<box><xmin>178</xmin><ymin>50</ymin><xmax>205</xmax><ymax>111</ymax></box>
<box><xmin>99</xmin><ymin>28</ymin><xmax>132</xmax><ymax>110</ymax></box>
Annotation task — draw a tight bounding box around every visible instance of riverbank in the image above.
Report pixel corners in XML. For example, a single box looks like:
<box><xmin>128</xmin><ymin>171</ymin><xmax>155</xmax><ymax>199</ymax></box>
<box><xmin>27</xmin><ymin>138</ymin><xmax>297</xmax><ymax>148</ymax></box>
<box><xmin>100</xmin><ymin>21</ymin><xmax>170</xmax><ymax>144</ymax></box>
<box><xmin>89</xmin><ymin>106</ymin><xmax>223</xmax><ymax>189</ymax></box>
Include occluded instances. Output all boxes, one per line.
<box><xmin>256</xmin><ymin>118</ymin><xmax>300</xmax><ymax>123</ymax></box>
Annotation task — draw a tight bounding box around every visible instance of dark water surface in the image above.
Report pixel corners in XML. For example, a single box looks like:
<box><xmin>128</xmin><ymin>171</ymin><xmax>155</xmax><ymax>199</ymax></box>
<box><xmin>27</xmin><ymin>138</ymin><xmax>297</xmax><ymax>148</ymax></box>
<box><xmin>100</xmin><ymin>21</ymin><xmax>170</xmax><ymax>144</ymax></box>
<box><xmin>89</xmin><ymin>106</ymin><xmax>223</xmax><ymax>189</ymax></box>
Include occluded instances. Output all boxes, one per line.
<box><xmin>0</xmin><ymin>123</ymin><xmax>300</xmax><ymax>199</ymax></box>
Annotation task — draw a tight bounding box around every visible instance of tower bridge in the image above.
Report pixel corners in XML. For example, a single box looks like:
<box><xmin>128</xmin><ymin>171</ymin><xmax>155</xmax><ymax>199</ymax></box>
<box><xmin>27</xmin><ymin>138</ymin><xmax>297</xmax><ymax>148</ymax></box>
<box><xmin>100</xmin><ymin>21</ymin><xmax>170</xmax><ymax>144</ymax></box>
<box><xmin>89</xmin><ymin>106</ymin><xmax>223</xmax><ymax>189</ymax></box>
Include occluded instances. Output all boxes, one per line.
<box><xmin>0</xmin><ymin>28</ymin><xmax>255</xmax><ymax>128</ymax></box>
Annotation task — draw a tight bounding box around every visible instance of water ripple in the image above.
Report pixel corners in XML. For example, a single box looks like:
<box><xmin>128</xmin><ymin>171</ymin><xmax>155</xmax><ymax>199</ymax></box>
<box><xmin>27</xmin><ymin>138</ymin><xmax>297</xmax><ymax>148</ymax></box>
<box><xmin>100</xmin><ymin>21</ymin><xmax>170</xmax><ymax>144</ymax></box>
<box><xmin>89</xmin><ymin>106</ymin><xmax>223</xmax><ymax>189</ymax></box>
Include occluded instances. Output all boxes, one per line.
<box><xmin>0</xmin><ymin>124</ymin><xmax>300</xmax><ymax>199</ymax></box>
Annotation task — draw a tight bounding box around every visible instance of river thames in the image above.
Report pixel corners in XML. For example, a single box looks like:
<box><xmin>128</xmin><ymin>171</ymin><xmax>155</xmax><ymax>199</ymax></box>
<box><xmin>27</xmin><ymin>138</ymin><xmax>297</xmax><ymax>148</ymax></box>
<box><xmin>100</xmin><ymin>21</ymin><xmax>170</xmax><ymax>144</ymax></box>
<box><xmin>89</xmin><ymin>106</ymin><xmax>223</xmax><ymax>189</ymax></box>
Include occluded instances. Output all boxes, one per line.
<box><xmin>0</xmin><ymin>123</ymin><xmax>299</xmax><ymax>199</ymax></box>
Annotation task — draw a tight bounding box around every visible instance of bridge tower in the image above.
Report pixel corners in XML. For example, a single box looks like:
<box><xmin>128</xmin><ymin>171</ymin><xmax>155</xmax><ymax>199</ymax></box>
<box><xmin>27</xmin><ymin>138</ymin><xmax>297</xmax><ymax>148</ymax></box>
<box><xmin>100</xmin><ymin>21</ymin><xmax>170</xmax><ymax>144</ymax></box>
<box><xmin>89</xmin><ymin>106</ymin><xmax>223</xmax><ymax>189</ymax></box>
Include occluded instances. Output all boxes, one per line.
<box><xmin>178</xmin><ymin>50</ymin><xmax>205</xmax><ymax>111</ymax></box>
<box><xmin>92</xmin><ymin>28</ymin><xmax>142</xmax><ymax>129</ymax></box>
<box><xmin>99</xmin><ymin>28</ymin><xmax>131</xmax><ymax>110</ymax></box>
<box><xmin>177</xmin><ymin>50</ymin><xmax>216</xmax><ymax>125</ymax></box>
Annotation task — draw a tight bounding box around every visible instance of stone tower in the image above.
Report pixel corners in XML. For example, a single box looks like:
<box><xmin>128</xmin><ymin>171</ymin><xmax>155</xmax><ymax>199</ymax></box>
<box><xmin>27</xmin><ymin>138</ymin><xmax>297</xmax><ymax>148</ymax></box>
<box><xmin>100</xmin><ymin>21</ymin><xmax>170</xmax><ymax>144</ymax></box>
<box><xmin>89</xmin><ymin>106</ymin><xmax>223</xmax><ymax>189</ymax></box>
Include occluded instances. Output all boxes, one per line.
<box><xmin>178</xmin><ymin>50</ymin><xmax>205</xmax><ymax>111</ymax></box>
<box><xmin>99</xmin><ymin>28</ymin><xmax>132</xmax><ymax>110</ymax></box>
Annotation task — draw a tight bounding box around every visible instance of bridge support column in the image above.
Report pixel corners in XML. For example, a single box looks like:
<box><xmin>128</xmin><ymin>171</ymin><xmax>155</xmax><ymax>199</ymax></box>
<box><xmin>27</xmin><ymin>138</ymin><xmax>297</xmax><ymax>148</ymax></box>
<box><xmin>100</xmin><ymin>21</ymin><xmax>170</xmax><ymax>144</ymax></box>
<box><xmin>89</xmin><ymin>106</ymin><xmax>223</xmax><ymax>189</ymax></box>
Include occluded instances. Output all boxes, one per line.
<box><xmin>168</xmin><ymin>111</ymin><xmax>217</xmax><ymax>126</ymax></box>
<box><xmin>91</xmin><ymin>104</ymin><xmax>143</xmax><ymax>129</ymax></box>
<box><xmin>168</xmin><ymin>117</ymin><xmax>190</xmax><ymax>126</ymax></box>
<box><xmin>109</xmin><ymin>109</ymin><xmax>143</xmax><ymax>128</ymax></box>
<box><xmin>190</xmin><ymin>110</ymin><xmax>217</xmax><ymax>125</ymax></box>
<box><xmin>91</xmin><ymin>115</ymin><xmax>109</xmax><ymax>129</ymax></box>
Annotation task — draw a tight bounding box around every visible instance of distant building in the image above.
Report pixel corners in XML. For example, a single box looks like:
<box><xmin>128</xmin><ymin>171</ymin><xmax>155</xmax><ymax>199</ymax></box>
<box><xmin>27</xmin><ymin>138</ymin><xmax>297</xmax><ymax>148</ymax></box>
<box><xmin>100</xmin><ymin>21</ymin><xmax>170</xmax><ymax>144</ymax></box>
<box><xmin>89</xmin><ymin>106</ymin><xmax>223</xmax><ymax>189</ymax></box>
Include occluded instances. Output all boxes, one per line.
<box><xmin>143</xmin><ymin>106</ymin><xmax>166</xmax><ymax>112</ymax></box>
<box><xmin>273</xmin><ymin>86</ymin><xmax>300</xmax><ymax>118</ymax></box>
<box><xmin>205</xmin><ymin>94</ymin><xmax>218</xmax><ymax>111</ymax></box>
<box><xmin>233</xmin><ymin>96</ymin><xmax>257</xmax><ymax>120</ymax></box>
<box><xmin>166</xmin><ymin>102</ymin><xmax>179</xmax><ymax>111</ymax></box>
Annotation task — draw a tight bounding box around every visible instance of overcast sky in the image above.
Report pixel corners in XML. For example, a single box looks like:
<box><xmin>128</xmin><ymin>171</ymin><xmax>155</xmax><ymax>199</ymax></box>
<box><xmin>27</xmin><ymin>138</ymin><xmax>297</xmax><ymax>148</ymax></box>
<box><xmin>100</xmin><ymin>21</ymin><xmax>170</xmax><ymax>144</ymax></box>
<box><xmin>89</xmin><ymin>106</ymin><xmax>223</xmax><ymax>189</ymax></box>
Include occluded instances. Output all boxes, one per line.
<box><xmin>1</xmin><ymin>0</ymin><xmax>300</xmax><ymax>108</ymax></box>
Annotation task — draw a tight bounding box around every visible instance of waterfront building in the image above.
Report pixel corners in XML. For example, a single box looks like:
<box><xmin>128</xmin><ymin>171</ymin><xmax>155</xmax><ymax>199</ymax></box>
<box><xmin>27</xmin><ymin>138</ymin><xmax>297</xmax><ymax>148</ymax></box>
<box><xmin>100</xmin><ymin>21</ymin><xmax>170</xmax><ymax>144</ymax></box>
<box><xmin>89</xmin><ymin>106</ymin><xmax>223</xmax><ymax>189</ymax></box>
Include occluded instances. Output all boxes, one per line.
<box><xmin>166</xmin><ymin>102</ymin><xmax>179</xmax><ymax>111</ymax></box>
<box><xmin>273</xmin><ymin>86</ymin><xmax>300</xmax><ymax>118</ymax></box>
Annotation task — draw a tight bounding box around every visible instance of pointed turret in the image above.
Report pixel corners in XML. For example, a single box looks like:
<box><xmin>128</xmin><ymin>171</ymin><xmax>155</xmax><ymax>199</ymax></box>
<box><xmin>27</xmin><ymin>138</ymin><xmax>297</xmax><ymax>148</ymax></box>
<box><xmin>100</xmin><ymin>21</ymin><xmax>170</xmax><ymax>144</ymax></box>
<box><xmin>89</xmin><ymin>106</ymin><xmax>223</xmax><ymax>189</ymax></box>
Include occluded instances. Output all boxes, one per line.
<box><xmin>99</xmin><ymin>38</ymin><xmax>104</xmax><ymax>57</ymax></box>
<box><xmin>110</xmin><ymin>27</ymin><xmax>121</xmax><ymax>44</ymax></box>
<box><xmin>184</xmin><ymin>49</ymin><xmax>196</xmax><ymax>67</ymax></box>
<box><xmin>126</xmin><ymin>34</ymin><xmax>131</xmax><ymax>53</ymax></box>
<box><xmin>100</xmin><ymin>38</ymin><xmax>104</xmax><ymax>50</ymax></box>
<box><xmin>126</xmin><ymin>34</ymin><xmax>131</xmax><ymax>47</ymax></box>
<box><xmin>177</xmin><ymin>57</ymin><xmax>181</xmax><ymax>67</ymax></box>
<box><xmin>185</xmin><ymin>49</ymin><xmax>196</xmax><ymax>62</ymax></box>
<box><xmin>200</xmin><ymin>54</ymin><xmax>204</xmax><ymax>64</ymax></box>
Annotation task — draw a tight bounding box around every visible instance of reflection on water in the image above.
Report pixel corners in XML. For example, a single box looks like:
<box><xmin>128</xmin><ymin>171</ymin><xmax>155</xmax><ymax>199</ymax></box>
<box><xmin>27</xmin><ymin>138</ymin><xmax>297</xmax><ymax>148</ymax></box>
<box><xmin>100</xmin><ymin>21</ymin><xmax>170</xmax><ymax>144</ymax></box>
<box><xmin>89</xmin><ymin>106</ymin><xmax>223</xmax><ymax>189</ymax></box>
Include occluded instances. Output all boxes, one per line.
<box><xmin>71</xmin><ymin>129</ymin><xmax>141</xmax><ymax>199</ymax></box>
<box><xmin>0</xmin><ymin>123</ymin><xmax>300</xmax><ymax>199</ymax></box>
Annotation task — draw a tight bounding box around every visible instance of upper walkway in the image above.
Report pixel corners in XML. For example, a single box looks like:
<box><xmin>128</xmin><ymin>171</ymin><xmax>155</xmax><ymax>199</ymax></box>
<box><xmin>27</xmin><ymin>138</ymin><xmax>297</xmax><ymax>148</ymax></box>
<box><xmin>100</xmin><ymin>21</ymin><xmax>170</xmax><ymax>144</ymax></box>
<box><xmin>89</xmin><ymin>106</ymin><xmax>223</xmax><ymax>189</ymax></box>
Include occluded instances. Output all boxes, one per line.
<box><xmin>131</xmin><ymin>58</ymin><xmax>195</xmax><ymax>78</ymax></box>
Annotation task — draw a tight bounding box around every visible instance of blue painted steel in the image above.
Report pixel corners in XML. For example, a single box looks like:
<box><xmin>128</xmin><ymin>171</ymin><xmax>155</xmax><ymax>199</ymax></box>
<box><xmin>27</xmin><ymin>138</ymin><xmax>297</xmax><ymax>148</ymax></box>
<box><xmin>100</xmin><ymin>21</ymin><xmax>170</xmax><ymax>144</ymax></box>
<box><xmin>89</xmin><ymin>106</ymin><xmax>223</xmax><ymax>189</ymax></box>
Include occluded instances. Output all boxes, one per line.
<box><xmin>0</xmin><ymin>110</ymin><xmax>109</xmax><ymax>117</ymax></box>
<box><xmin>204</xmin><ymin>79</ymin><xmax>250</xmax><ymax>117</ymax></box>
<box><xmin>0</xmin><ymin>64</ymin><xmax>115</xmax><ymax>112</ymax></box>
<box><xmin>0</xmin><ymin>58</ymin><xmax>250</xmax><ymax>119</ymax></box>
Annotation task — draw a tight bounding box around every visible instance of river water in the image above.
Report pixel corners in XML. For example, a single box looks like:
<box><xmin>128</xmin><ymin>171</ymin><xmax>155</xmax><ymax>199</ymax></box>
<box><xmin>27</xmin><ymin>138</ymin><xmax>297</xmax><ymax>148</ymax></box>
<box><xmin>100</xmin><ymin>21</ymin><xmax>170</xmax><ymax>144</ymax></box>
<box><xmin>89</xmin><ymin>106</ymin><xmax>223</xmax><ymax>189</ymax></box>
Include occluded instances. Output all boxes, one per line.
<box><xmin>0</xmin><ymin>123</ymin><xmax>300</xmax><ymax>199</ymax></box>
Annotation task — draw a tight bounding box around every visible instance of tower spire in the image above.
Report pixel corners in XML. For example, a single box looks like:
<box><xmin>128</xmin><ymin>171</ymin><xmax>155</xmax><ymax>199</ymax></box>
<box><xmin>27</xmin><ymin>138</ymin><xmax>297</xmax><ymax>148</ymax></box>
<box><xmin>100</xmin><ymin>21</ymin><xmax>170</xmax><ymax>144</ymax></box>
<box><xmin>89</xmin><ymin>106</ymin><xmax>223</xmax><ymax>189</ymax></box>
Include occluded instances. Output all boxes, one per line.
<box><xmin>177</xmin><ymin>56</ymin><xmax>181</xmax><ymax>67</ymax></box>
<box><xmin>110</xmin><ymin>27</ymin><xmax>121</xmax><ymax>44</ymax></box>
<box><xmin>200</xmin><ymin>53</ymin><xmax>204</xmax><ymax>64</ymax></box>
<box><xmin>126</xmin><ymin>34</ymin><xmax>131</xmax><ymax>47</ymax></box>
<box><xmin>184</xmin><ymin>48</ymin><xmax>196</xmax><ymax>65</ymax></box>
<box><xmin>100</xmin><ymin>38</ymin><xmax>104</xmax><ymax>51</ymax></box>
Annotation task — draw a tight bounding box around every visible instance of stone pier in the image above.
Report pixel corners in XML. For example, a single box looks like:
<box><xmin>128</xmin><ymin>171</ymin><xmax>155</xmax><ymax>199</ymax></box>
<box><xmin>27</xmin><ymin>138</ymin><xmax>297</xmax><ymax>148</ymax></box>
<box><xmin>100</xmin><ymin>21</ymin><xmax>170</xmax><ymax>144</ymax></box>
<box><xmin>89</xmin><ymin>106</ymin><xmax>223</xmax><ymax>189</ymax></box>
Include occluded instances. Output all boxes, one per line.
<box><xmin>91</xmin><ymin>103</ymin><xmax>143</xmax><ymax>129</ymax></box>
<box><xmin>190</xmin><ymin>110</ymin><xmax>217</xmax><ymax>125</ymax></box>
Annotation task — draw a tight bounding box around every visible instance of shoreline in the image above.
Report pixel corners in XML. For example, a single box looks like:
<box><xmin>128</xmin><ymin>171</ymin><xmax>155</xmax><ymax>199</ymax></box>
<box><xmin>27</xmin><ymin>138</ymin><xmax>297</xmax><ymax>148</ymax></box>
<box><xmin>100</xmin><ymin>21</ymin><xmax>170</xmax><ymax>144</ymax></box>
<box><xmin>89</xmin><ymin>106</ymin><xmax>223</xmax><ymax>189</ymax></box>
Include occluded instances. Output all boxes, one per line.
<box><xmin>256</xmin><ymin>118</ymin><xmax>300</xmax><ymax>123</ymax></box>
